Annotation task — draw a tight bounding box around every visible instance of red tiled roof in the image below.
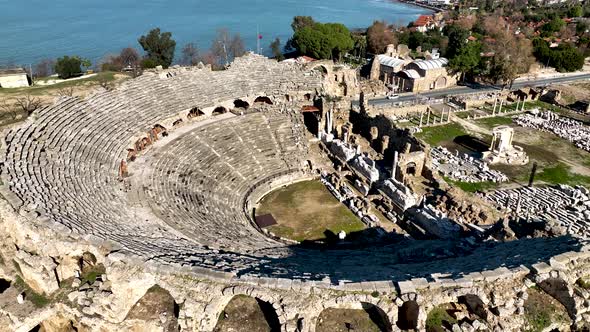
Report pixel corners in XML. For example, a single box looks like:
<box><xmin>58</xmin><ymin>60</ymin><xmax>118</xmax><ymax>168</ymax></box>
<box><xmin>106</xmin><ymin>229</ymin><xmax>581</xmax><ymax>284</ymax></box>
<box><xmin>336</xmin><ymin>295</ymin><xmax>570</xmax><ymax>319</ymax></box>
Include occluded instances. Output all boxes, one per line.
<box><xmin>414</xmin><ymin>15</ymin><xmax>433</xmax><ymax>27</ymax></box>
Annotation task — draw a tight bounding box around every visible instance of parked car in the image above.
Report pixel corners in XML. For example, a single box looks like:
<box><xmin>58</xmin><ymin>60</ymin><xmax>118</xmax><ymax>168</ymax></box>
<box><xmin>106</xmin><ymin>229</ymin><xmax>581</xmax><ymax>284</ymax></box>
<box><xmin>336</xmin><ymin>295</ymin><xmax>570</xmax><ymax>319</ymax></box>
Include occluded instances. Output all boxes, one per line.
<box><xmin>386</xmin><ymin>94</ymin><xmax>400</xmax><ymax>100</ymax></box>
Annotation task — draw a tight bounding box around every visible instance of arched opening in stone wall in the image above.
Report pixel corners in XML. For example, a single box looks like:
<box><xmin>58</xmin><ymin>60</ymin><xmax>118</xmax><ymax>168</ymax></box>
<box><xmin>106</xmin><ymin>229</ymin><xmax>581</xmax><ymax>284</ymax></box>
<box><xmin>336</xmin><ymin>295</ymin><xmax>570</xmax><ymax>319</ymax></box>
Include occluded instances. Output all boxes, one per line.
<box><xmin>538</xmin><ymin>277</ymin><xmax>576</xmax><ymax>318</ymax></box>
<box><xmin>304</xmin><ymin>93</ymin><xmax>312</xmax><ymax>101</ymax></box>
<box><xmin>458</xmin><ymin>294</ymin><xmax>487</xmax><ymax>320</ymax></box>
<box><xmin>233</xmin><ymin>99</ymin><xmax>250</xmax><ymax>110</ymax></box>
<box><xmin>397</xmin><ymin>300</ymin><xmax>419</xmax><ymax>330</ymax></box>
<box><xmin>302</xmin><ymin>111</ymin><xmax>320</xmax><ymax>137</ymax></box>
<box><xmin>188</xmin><ymin>107</ymin><xmax>205</xmax><ymax>118</ymax></box>
<box><xmin>28</xmin><ymin>325</ymin><xmax>41</xmax><ymax>332</ymax></box>
<box><xmin>172</xmin><ymin>119</ymin><xmax>183</xmax><ymax>127</ymax></box>
<box><xmin>213</xmin><ymin>107</ymin><xmax>228</xmax><ymax>115</ymax></box>
<box><xmin>285</xmin><ymin>94</ymin><xmax>291</xmax><ymax>102</ymax></box>
<box><xmin>312</xmin><ymin>65</ymin><xmax>329</xmax><ymax>77</ymax></box>
<box><xmin>406</xmin><ymin>162</ymin><xmax>417</xmax><ymax>176</ymax></box>
<box><xmin>0</xmin><ymin>278</ymin><xmax>11</xmax><ymax>293</ymax></box>
<box><xmin>254</xmin><ymin>96</ymin><xmax>273</xmax><ymax>105</ymax></box>
<box><xmin>214</xmin><ymin>295</ymin><xmax>281</xmax><ymax>332</ymax></box>
<box><xmin>125</xmin><ymin>285</ymin><xmax>180</xmax><ymax>331</ymax></box>
<box><xmin>316</xmin><ymin>303</ymin><xmax>393</xmax><ymax>332</ymax></box>
<box><xmin>153</xmin><ymin>124</ymin><xmax>168</xmax><ymax>137</ymax></box>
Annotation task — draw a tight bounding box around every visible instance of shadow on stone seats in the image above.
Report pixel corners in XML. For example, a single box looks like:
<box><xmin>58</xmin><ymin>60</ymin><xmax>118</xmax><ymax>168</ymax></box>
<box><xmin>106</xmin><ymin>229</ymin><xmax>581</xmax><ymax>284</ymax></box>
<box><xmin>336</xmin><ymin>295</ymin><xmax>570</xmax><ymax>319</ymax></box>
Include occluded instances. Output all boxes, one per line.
<box><xmin>237</xmin><ymin>235</ymin><xmax>583</xmax><ymax>284</ymax></box>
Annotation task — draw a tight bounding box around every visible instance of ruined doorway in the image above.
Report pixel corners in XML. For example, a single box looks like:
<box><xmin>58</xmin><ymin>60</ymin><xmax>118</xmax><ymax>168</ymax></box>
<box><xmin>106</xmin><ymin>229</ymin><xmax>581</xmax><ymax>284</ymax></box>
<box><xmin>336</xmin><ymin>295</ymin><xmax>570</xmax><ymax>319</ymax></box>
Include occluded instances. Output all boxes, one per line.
<box><xmin>406</xmin><ymin>162</ymin><xmax>417</xmax><ymax>176</ymax></box>
<box><xmin>213</xmin><ymin>106</ymin><xmax>228</xmax><ymax>115</ymax></box>
<box><xmin>254</xmin><ymin>96</ymin><xmax>273</xmax><ymax>105</ymax></box>
<box><xmin>233</xmin><ymin>99</ymin><xmax>250</xmax><ymax>110</ymax></box>
<box><xmin>397</xmin><ymin>300</ymin><xmax>419</xmax><ymax>330</ymax></box>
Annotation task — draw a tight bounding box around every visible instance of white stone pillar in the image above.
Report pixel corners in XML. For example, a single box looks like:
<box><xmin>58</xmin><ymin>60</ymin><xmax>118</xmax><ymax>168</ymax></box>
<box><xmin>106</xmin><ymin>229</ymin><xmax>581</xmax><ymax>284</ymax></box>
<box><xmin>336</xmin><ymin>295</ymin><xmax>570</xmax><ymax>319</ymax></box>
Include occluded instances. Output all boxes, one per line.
<box><xmin>419</xmin><ymin>111</ymin><xmax>424</xmax><ymax>127</ymax></box>
<box><xmin>392</xmin><ymin>151</ymin><xmax>399</xmax><ymax>179</ymax></box>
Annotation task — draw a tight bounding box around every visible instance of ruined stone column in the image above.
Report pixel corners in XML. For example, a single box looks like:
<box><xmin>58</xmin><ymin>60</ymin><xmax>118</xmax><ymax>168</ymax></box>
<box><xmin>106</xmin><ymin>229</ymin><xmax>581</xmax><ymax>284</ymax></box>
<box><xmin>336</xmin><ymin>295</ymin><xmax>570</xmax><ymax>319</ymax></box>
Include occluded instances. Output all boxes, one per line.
<box><xmin>381</xmin><ymin>135</ymin><xmax>389</xmax><ymax>154</ymax></box>
<box><xmin>392</xmin><ymin>150</ymin><xmax>399</xmax><ymax>179</ymax></box>
<box><xmin>419</xmin><ymin>111</ymin><xmax>424</xmax><ymax>127</ymax></box>
<box><xmin>492</xmin><ymin>99</ymin><xmax>497</xmax><ymax>115</ymax></box>
<box><xmin>370</xmin><ymin>126</ymin><xmax>379</xmax><ymax>142</ymax></box>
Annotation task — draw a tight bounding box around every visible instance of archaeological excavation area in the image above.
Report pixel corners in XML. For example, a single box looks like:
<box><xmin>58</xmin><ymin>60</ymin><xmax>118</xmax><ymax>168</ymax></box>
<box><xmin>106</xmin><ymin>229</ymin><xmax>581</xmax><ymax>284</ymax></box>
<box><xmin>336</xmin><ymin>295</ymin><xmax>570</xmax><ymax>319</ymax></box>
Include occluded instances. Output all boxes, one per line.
<box><xmin>0</xmin><ymin>53</ymin><xmax>589</xmax><ymax>332</ymax></box>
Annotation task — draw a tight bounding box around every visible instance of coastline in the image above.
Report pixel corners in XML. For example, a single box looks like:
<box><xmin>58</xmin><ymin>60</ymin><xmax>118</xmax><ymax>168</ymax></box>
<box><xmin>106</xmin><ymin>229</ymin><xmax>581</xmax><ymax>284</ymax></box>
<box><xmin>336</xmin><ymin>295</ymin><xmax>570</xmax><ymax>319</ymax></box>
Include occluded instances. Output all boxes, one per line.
<box><xmin>392</xmin><ymin>0</ymin><xmax>442</xmax><ymax>13</ymax></box>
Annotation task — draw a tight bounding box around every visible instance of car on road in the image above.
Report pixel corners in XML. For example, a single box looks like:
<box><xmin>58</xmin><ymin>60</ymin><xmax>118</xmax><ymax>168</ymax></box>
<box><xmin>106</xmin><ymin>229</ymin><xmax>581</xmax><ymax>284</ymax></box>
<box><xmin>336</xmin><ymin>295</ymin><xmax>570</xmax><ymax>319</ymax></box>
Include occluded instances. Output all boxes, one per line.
<box><xmin>386</xmin><ymin>94</ymin><xmax>400</xmax><ymax>100</ymax></box>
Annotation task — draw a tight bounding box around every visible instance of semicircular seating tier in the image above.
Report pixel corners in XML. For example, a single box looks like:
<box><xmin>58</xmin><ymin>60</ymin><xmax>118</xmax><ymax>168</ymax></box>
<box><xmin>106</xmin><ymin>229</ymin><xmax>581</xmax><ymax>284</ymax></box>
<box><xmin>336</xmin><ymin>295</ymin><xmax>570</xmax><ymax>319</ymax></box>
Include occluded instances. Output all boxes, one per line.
<box><xmin>0</xmin><ymin>54</ymin><xmax>322</xmax><ymax>273</ymax></box>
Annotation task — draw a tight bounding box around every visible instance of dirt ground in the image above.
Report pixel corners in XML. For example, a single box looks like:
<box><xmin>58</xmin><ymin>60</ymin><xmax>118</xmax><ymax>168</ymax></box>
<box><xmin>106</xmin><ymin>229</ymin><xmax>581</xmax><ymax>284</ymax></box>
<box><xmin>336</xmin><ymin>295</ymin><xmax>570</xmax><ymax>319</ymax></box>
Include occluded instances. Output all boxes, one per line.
<box><xmin>256</xmin><ymin>180</ymin><xmax>365</xmax><ymax>242</ymax></box>
<box><xmin>125</xmin><ymin>285</ymin><xmax>179</xmax><ymax>331</ymax></box>
<box><xmin>524</xmin><ymin>287</ymin><xmax>571</xmax><ymax>331</ymax></box>
<box><xmin>213</xmin><ymin>295</ymin><xmax>276</xmax><ymax>332</ymax></box>
<box><xmin>315</xmin><ymin>308</ymin><xmax>384</xmax><ymax>332</ymax></box>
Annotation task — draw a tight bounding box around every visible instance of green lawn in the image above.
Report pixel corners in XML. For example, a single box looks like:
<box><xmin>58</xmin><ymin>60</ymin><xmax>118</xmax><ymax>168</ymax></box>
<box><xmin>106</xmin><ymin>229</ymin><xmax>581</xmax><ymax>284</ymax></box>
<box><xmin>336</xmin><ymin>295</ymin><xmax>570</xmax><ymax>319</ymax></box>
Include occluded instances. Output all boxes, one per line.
<box><xmin>426</xmin><ymin>305</ymin><xmax>457</xmax><ymax>332</ymax></box>
<box><xmin>444</xmin><ymin>177</ymin><xmax>499</xmax><ymax>193</ymax></box>
<box><xmin>474</xmin><ymin>116</ymin><xmax>515</xmax><ymax>129</ymax></box>
<box><xmin>415</xmin><ymin>123</ymin><xmax>467</xmax><ymax>146</ymax></box>
<box><xmin>536</xmin><ymin>163</ymin><xmax>590</xmax><ymax>187</ymax></box>
<box><xmin>257</xmin><ymin>180</ymin><xmax>365</xmax><ymax>242</ymax></box>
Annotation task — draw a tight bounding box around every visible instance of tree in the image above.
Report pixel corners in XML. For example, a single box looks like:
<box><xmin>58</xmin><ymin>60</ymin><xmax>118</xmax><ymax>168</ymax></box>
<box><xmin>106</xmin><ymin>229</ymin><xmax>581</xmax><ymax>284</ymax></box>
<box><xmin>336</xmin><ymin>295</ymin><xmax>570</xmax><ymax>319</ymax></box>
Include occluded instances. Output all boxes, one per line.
<box><xmin>487</xmin><ymin>32</ymin><xmax>534</xmax><ymax>87</ymax></box>
<box><xmin>292</xmin><ymin>22</ymin><xmax>354</xmax><ymax>60</ymax></box>
<box><xmin>34</xmin><ymin>59</ymin><xmax>55</xmax><ymax>78</ymax></box>
<box><xmin>14</xmin><ymin>94</ymin><xmax>42</xmax><ymax>115</ymax></box>
<box><xmin>54</xmin><ymin>56</ymin><xmax>82</xmax><ymax>79</ymax></box>
<box><xmin>269</xmin><ymin>38</ymin><xmax>284</xmax><ymax>61</ymax></box>
<box><xmin>533</xmin><ymin>39</ymin><xmax>584</xmax><ymax>72</ymax></box>
<box><xmin>119</xmin><ymin>47</ymin><xmax>140</xmax><ymax>68</ymax></box>
<box><xmin>180</xmin><ymin>43</ymin><xmax>200</xmax><ymax>66</ymax></box>
<box><xmin>541</xmin><ymin>18</ymin><xmax>565</xmax><ymax>36</ymax></box>
<box><xmin>366</xmin><ymin>21</ymin><xmax>396</xmax><ymax>54</ymax></box>
<box><xmin>291</xmin><ymin>16</ymin><xmax>315</xmax><ymax>32</ymax></box>
<box><xmin>448</xmin><ymin>41</ymin><xmax>481</xmax><ymax>81</ymax></box>
<box><xmin>211</xmin><ymin>28</ymin><xmax>245</xmax><ymax>67</ymax></box>
<box><xmin>444</xmin><ymin>25</ymin><xmax>470</xmax><ymax>59</ymax></box>
<box><xmin>138</xmin><ymin>28</ymin><xmax>176</xmax><ymax>68</ymax></box>
<box><xmin>569</xmin><ymin>5</ymin><xmax>583</xmax><ymax>18</ymax></box>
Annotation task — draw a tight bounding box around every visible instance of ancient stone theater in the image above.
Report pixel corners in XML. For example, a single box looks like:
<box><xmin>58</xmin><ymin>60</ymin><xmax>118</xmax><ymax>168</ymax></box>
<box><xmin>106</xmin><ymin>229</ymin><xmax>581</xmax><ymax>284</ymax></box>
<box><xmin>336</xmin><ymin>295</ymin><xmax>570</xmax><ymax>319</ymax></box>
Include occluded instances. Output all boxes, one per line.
<box><xmin>0</xmin><ymin>54</ymin><xmax>589</xmax><ymax>331</ymax></box>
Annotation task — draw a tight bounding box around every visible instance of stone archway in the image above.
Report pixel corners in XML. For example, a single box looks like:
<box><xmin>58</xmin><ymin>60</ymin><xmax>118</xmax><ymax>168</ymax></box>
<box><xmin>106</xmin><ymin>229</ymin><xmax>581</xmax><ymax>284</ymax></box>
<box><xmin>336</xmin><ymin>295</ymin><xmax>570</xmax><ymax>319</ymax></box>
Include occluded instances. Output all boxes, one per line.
<box><xmin>213</xmin><ymin>295</ymin><xmax>281</xmax><ymax>332</ymax></box>
<box><xmin>233</xmin><ymin>99</ymin><xmax>250</xmax><ymax>110</ymax></box>
<box><xmin>254</xmin><ymin>96</ymin><xmax>274</xmax><ymax>105</ymax></box>
<box><xmin>406</xmin><ymin>162</ymin><xmax>417</xmax><ymax>176</ymax></box>
<box><xmin>213</xmin><ymin>106</ymin><xmax>228</xmax><ymax>115</ymax></box>
<box><xmin>435</xmin><ymin>76</ymin><xmax>447</xmax><ymax>89</ymax></box>
<box><xmin>397</xmin><ymin>300</ymin><xmax>419</xmax><ymax>330</ymax></box>
<box><xmin>538</xmin><ymin>277</ymin><xmax>576</xmax><ymax>319</ymax></box>
<box><xmin>315</xmin><ymin>302</ymin><xmax>393</xmax><ymax>332</ymax></box>
<box><xmin>124</xmin><ymin>285</ymin><xmax>180</xmax><ymax>331</ymax></box>
<box><xmin>188</xmin><ymin>107</ymin><xmax>205</xmax><ymax>118</ymax></box>
<box><xmin>311</xmin><ymin>65</ymin><xmax>329</xmax><ymax>77</ymax></box>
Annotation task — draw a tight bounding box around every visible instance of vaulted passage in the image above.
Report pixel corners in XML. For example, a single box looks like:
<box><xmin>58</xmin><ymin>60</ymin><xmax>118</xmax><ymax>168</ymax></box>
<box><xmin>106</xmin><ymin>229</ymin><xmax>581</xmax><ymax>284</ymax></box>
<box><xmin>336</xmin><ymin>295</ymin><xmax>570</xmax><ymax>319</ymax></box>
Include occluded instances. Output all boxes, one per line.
<box><xmin>0</xmin><ymin>278</ymin><xmax>10</xmax><ymax>293</ymax></box>
<box><xmin>214</xmin><ymin>295</ymin><xmax>281</xmax><ymax>332</ymax></box>
<box><xmin>233</xmin><ymin>99</ymin><xmax>250</xmax><ymax>110</ymax></box>
<box><xmin>397</xmin><ymin>300</ymin><xmax>419</xmax><ymax>330</ymax></box>
<box><xmin>213</xmin><ymin>106</ymin><xmax>228</xmax><ymax>115</ymax></box>
<box><xmin>188</xmin><ymin>107</ymin><xmax>205</xmax><ymax>118</ymax></box>
<box><xmin>316</xmin><ymin>303</ymin><xmax>392</xmax><ymax>332</ymax></box>
<box><xmin>254</xmin><ymin>96</ymin><xmax>273</xmax><ymax>105</ymax></box>
<box><xmin>125</xmin><ymin>285</ymin><xmax>179</xmax><ymax>331</ymax></box>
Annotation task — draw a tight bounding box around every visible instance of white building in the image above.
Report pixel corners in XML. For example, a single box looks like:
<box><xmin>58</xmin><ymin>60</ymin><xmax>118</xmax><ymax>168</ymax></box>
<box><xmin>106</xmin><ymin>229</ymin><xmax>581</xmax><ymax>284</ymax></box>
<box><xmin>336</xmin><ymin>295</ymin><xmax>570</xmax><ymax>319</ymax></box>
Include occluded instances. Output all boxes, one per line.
<box><xmin>0</xmin><ymin>68</ymin><xmax>30</xmax><ymax>88</ymax></box>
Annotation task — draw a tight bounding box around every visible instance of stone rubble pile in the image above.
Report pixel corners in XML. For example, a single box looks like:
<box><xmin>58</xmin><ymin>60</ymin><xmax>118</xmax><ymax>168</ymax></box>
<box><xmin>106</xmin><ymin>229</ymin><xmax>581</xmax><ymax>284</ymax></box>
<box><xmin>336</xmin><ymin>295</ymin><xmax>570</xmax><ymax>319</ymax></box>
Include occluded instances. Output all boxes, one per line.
<box><xmin>481</xmin><ymin>185</ymin><xmax>590</xmax><ymax>238</ymax></box>
<box><xmin>431</xmin><ymin>146</ymin><xmax>509</xmax><ymax>183</ymax></box>
<box><xmin>514</xmin><ymin>111</ymin><xmax>590</xmax><ymax>152</ymax></box>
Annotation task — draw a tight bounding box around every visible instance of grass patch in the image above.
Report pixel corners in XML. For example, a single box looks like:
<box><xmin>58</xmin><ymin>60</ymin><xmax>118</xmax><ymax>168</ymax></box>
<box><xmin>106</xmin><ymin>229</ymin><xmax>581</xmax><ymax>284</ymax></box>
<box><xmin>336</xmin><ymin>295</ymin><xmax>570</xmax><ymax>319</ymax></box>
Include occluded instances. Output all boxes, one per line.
<box><xmin>80</xmin><ymin>263</ymin><xmax>106</xmax><ymax>285</ymax></box>
<box><xmin>257</xmin><ymin>180</ymin><xmax>365</xmax><ymax>242</ymax></box>
<box><xmin>524</xmin><ymin>287</ymin><xmax>570</xmax><ymax>332</ymax></box>
<box><xmin>444</xmin><ymin>177</ymin><xmax>499</xmax><ymax>193</ymax></box>
<box><xmin>576</xmin><ymin>277</ymin><xmax>590</xmax><ymax>290</ymax></box>
<box><xmin>13</xmin><ymin>275</ymin><xmax>50</xmax><ymax>308</ymax></box>
<box><xmin>473</xmin><ymin>116</ymin><xmax>514</xmax><ymax>129</ymax></box>
<box><xmin>426</xmin><ymin>305</ymin><xmax>457</xmax><ymax>332</ymax></box>
<box><xmin>415</xmin><ymin>122</ymin><xmax>467</xmax><ymax>146</ymax></box>
<box><xmin>536</xmin><ymin>163</ymin><xmax>590</xmax><ymax>187</ymax></box>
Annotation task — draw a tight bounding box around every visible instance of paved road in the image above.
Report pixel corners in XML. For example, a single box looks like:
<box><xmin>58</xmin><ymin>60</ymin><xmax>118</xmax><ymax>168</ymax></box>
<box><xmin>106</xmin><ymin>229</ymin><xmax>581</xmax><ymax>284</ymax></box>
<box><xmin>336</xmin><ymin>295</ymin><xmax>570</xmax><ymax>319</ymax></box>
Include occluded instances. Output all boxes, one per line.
<box><xmin>362</xmin><ymin>73</ymin><xmax>590</xmax><ymax>106</ymax></box>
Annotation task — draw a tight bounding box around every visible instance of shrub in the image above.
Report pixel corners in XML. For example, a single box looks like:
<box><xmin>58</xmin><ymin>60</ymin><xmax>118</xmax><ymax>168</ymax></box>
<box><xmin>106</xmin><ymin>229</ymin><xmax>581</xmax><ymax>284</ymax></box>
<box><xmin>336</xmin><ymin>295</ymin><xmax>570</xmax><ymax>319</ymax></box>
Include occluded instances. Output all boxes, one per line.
<box><xmin>141</xmin><ymin>58</ymin><xmax>158</xmax><ymax>69</ymax></box>
<box><xmin>54</xmin><ymin>56</ymin><xmax>82</xmax><ymax>79</ymax></box>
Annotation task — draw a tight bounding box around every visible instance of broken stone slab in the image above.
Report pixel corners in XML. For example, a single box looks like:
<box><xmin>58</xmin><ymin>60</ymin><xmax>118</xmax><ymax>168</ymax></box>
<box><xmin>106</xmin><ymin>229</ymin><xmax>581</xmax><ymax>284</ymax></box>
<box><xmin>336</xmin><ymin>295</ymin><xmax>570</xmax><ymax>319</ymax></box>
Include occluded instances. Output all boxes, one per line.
<box><xmin>396</xmin><ymin>280</ymin><xmax>416</xmax><ymax>294</ymax></box>
<box><xmin>531</xmin><ymin>262</ymin><xmax>552</xmax><ymax>274</ymax></box>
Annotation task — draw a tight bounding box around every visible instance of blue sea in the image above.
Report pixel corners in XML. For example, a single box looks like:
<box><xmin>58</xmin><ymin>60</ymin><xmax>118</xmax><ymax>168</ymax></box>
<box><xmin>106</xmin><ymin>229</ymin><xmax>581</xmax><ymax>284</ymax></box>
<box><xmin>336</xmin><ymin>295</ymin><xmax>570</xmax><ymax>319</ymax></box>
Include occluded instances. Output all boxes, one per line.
<box><xmin>0</xmin><ymin>0</ymin><xmax>428</xmax><ymax>66</ymax></box>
